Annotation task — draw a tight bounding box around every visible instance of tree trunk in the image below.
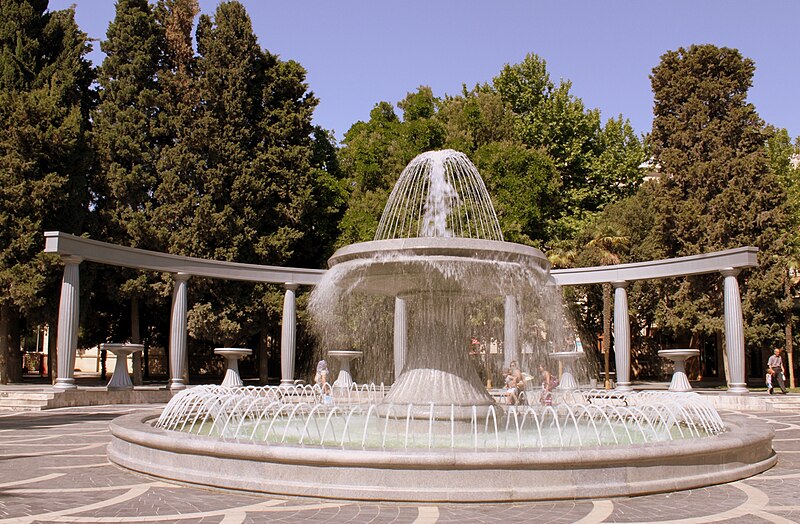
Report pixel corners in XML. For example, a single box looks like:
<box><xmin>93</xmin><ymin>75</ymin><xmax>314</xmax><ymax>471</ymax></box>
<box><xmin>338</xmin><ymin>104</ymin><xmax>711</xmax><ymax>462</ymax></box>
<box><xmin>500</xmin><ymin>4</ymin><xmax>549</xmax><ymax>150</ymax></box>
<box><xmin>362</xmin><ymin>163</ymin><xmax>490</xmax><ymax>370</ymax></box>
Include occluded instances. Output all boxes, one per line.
<box><xmin>0</xmin><ymin>304</ymin><xmax>23</xmax><ymax>383</ymax></box>
<box><xmin>131</xmin><ymin>297</ymin><xmax>143</xmax><ymax>386</ymax></box>
<box><xmin>786</xmin><ymin>270</ymin><xmax>795</xmax><ymax>389</ymax></box>
<box><xmin>258</xmin><ymin>328</ymin><xmax>269</xmax><ymax>386</ymax></box>
<box><xmin>0</xmin><ymin>303</ymin><xmax>9</xmax><ymax>385</ymax></box>
<box><xmin>603</xmin><ymin>282</ymin><xmax>612</xmax><ymax>389</ymax></box>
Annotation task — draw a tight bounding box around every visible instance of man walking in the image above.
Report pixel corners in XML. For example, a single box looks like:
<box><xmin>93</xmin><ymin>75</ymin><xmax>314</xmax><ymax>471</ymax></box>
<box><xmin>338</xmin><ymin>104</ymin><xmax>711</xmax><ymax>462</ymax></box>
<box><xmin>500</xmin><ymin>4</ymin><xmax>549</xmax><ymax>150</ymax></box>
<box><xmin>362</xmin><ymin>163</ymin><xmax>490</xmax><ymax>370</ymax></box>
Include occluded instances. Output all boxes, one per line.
<box><xmin>768</xmin><ymin>348</ymin><xmax>788</xmax><ymax>394</ymax></box>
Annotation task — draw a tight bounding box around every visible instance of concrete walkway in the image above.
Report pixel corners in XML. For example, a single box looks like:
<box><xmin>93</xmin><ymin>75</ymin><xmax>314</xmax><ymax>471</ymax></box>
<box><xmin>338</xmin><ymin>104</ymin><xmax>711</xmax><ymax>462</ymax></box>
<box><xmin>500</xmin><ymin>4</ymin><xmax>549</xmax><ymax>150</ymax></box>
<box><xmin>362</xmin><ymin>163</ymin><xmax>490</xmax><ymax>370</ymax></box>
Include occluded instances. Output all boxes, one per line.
<box><xmin>0</xmin><ymin>403</ymin><xmax>798</xmax><ymax>523</ymax></box>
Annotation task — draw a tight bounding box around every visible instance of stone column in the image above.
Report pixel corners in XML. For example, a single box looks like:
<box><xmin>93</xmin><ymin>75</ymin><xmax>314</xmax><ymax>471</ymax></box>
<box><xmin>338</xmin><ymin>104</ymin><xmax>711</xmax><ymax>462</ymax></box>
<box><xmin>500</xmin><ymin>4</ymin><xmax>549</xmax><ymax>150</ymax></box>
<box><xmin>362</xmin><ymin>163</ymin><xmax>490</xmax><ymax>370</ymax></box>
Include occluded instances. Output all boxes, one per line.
<box><xmin>503</xmin><ymin>295</ymin><xmax>518</xmax><ymax>369</ymax></box>
<box><xmin>280</xmin><ymin>283</ymin><xmax>299</xmax><ymax>386</ymax></box>
<box><xmin>54</xmin><ymin>256</ymin><xmax>82</xmax><ymax>390</ymax></box>
<box><xmin>393</xmin><ymin>296</ymin><xmax>407</xmax><ymax>381</ymax></box>
<box><xmin>168</xmin><ymin>273</ymin><xmax>190</xmax><ymax>391</ymax></box>
<box><xmin>722</xmin><ymin>268</ymin><xmax>748</xmax><ymax>394</ymax></box>
<box><xmin>613</xmin><ymin>281</ymin><xmax>632</xmax><ymax>391</ymax></box>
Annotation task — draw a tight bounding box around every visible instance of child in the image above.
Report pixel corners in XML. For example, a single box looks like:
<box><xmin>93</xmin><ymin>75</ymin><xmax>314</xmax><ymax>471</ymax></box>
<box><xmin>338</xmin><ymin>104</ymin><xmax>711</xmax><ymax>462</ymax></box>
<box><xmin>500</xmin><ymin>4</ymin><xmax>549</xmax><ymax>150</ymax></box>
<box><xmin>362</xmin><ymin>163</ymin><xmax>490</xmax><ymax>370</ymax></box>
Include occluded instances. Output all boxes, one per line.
<box><xmin>766</xmin><ymin>368</ymin><xmax>774</xmax><ymax>394</ymax></box>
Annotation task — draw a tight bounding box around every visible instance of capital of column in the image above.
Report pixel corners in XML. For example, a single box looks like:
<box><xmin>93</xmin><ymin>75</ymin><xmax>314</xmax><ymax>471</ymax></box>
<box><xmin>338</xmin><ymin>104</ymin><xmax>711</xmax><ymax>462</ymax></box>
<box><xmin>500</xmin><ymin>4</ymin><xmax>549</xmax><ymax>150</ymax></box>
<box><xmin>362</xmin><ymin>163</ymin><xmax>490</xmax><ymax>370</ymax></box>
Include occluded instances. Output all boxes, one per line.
<box><xmin>61</xmin><ymin>255</ymin><xmax>84</xmax><ymax>265</ymax></box>
<box><xmin>612</xmin><ymin>280</ymin><xmax>629</xmax><ymax>289</ymax></box>
<box><xmin>174</xmin><ymin>272</ymin><xmax>191</xmax><ymax>282</ymax></box>
<box><xmin>720</xmin><ymin>268</ymin><xmax>741</xmax><ymax>278</ymax></box>
<box><xmin>284</xmin><ymin>282</ymin><xmax>300</xmax><ymax>291</ymax></box>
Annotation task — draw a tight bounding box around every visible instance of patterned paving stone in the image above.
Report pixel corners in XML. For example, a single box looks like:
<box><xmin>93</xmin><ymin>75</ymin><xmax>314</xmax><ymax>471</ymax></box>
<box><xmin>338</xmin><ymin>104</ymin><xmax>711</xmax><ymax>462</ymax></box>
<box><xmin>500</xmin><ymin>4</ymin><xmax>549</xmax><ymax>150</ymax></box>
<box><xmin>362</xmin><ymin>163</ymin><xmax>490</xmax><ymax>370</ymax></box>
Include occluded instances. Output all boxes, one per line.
<box><xmin>0</xmin><ymin>403</ymin><xmax>798</xmax><ymax>523</ymax></box>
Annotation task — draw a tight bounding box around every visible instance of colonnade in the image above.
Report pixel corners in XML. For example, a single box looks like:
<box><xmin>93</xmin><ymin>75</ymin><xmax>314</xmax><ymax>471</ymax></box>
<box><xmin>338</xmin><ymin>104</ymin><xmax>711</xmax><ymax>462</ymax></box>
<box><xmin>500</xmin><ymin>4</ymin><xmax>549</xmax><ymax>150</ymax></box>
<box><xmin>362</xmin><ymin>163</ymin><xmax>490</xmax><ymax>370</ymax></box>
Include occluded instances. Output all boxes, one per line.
<box><xmin>45</xmin><ymin>232</ymin><xmax>758</xmax><ymax>393</ymax></box>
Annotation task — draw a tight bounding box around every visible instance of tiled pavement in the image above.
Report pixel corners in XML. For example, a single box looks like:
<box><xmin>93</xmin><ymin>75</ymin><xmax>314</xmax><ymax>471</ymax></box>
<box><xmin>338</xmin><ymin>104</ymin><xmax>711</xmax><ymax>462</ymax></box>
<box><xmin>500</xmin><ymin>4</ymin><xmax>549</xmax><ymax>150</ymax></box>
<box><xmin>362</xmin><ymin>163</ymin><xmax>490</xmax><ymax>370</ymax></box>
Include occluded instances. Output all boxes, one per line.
<box><xmin>0</xmin><ymin>405</ymin><xmax>798</xmax><ymax>523</ymax></box>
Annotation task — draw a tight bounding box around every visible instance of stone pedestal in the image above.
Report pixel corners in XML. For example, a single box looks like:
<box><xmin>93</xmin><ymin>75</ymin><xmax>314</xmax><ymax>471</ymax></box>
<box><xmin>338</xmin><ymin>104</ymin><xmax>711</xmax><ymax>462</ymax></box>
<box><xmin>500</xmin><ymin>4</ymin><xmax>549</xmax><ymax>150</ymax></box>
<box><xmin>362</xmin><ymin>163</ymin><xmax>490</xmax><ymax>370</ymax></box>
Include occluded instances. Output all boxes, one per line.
<box><xmin>550</xmin><ymin>351</ymin><xmax>581</xmax><ymax>390</ymax></box>
<box><xmin>215</xmin><ymin>348</ymin><xmax>252</xmax><ymax>387</ymax></box>
<box><xmin>329</xmin><ymin>350</ymin><xmax>363</xmax><ymax>390</ymax></box>
<box><xmin>659</xmin><ymin>349</ymin><xmax>699</xmax><ymax>392</ymax></box>
<box><xmin>101</xmin><ymin>343</ymin><xmax>144</xmax><ymax>390</ymax></box>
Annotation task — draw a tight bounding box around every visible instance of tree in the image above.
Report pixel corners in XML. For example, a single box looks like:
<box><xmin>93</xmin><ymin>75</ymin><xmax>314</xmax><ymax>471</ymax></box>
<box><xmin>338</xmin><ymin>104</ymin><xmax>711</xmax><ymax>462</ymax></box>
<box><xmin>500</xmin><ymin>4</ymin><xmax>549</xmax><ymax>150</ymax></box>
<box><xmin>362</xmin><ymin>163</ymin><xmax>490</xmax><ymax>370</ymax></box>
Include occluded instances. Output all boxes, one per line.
<box><xmin>92</xmin><ymin>0</ymin><xmax>163</xmax><ymax>249</ymax></box>
<box><xmin>766</xmin><ymin>128</ymin><xmax>800</xmax><ymax>387</ymax></box>
<box><xmin>0</xmin><ymin>1</ymin><xmax>94</xmax><ymax>383</ymax></box>
<box><xmin>87</xmin><ymin>0</ymin><xmax>167</xmax><ymax>351</ymax></box>
<box><xmin>492</xmin><ymin>54</ymin><xmax>645</xmax><ymax>242</ymax></box>
<box><xmin>157</xmin><ymin>1</ymin><xmax>322</xmax><ymax>355</ymax></box>
<box><xmin>649</xmin><ymin>45</ymin><xmax>793</xmax><ymax>366</ymax></box>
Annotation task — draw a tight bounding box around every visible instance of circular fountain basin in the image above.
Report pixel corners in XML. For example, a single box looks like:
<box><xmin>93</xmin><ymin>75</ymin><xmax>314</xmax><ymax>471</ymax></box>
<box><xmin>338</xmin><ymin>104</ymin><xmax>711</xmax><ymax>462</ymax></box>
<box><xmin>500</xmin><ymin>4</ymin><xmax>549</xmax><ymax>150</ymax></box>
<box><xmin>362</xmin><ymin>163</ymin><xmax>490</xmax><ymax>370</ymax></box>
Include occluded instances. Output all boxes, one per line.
<box><xmin>109</xmin><ymin>410</ymin><xmax>774</xmax><ymax>502</ymax></box>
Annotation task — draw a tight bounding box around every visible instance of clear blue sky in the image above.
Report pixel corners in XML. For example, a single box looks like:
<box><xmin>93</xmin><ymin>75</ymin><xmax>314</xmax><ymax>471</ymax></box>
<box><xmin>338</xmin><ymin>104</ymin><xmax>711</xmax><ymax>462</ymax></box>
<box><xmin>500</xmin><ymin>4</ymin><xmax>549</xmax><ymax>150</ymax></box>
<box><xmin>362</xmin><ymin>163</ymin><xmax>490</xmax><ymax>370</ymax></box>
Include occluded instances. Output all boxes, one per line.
<box><xmin>49</xmin><ymin>0</ymin><xmax>800</xmax><ymax>143</ymax></box>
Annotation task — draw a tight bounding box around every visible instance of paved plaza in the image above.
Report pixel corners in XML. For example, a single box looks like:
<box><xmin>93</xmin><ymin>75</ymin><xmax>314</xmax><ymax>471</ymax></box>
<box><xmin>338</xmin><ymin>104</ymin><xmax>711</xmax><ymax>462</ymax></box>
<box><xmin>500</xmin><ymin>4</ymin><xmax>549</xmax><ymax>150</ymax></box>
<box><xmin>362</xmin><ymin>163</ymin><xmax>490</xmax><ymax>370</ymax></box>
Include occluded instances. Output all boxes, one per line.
<box><xmin>0</xmin><ymin>403</ymin><xmax>798</xmax><ymax>523</ymax></box>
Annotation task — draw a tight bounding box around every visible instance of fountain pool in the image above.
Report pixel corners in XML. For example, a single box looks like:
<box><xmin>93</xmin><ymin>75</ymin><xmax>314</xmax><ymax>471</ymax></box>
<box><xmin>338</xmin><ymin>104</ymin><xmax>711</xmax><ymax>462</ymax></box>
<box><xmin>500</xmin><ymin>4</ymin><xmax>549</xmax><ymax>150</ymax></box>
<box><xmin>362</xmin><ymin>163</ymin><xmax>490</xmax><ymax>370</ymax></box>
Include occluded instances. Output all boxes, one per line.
<box><xmin>108</xmin><ymin>149</ymin><xmax>776</xmax><ymax>501</ymax></box>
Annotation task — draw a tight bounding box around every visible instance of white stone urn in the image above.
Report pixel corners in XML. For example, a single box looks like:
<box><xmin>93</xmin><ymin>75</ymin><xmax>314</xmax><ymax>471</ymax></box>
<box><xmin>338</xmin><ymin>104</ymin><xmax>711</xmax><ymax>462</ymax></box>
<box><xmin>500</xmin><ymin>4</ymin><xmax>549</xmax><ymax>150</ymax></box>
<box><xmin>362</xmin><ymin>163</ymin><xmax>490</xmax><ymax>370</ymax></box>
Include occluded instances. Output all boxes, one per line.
<box><xmin>658</xmin><ymin>349</ymin><xmax>700</xmax><ymax>392</ymax></box>
<box><xmin>100</xmin><ymin>343</ymin><xmax>144</xmax><ymax>390</ymax></box>
<box><xmin>549</xmin><ymin>351</ymin><xmax>581</xmax><ymax>390</ymax></box>
<box><xmin>329</xmin><ymin>350</ymin><xmax>363</xmax><ymax>390</ymax></box>
<box><xmin>214</xmin><ymin>348</ymin><xmax>252</xmax><ymax>387</ymax></box>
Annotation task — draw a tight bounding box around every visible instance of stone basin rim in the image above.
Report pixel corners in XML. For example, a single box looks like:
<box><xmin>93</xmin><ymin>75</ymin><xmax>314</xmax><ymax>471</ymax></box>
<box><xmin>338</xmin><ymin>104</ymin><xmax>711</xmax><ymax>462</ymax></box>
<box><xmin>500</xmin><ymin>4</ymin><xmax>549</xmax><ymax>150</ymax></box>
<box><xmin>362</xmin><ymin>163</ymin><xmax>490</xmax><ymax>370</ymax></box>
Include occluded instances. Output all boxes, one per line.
<box><xmin>328</xmin><ymin>237</ymin><xmax>550</xmax><ymax>270</ymax></box>
<box><xmin>107</xmin><ymin>411</ymin><xmax>776</xmax><ymax>502</ymax></box>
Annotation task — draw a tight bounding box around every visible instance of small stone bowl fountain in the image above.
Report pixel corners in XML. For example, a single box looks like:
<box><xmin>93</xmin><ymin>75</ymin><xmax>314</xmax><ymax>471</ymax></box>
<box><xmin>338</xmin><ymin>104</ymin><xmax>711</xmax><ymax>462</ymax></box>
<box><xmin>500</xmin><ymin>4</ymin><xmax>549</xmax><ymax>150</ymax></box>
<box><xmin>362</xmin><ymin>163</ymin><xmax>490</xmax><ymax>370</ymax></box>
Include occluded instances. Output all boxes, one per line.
<box><xmin>214</xmin><ymin>348</ymin><xmax>252</xmax><ymax>387</ymax></box>
<box><xmin>658</xmin><ymin>348</ymin><xmax>700</xmax><ymax>392</ymax></box>
<box><xmin>549</xmin><ymin>351</ymin><xmax>581</xmax><ymax>390</ymax></box>
<box><xmin>329</xmin><ymin>349</ymin><xmax>363</xmax><ymax>390</ymax></box>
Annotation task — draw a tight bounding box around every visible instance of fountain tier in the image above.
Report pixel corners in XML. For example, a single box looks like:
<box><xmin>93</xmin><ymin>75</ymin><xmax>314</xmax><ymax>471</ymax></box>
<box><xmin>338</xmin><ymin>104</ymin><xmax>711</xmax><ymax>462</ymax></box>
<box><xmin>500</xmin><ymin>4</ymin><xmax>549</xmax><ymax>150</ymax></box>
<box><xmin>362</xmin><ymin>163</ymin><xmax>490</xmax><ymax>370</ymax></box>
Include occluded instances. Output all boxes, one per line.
<box><xmin>326</xmin><ymin>237</ymin><xmax>550</xmax><ymax>418</ymax></box>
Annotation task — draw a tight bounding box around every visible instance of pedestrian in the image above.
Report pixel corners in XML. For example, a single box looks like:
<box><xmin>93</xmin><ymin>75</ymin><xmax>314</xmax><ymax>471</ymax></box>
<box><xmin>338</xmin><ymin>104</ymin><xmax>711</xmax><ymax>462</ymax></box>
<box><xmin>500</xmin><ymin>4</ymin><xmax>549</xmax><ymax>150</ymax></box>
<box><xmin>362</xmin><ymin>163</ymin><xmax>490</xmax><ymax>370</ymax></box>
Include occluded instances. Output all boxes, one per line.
<box><xmin>506</xmin><ymin>361</ymin><xmax>525</xmax><ymax>405</ymax></box>
<box><xmin>767</xmin><ymin>348</ymin><xmax>788</xmax><ymax>394</ymax></box>
<box><xmin>538</xmin><ymin>364</ymin><xmax>558</xmax><ymax>406</ymax></box>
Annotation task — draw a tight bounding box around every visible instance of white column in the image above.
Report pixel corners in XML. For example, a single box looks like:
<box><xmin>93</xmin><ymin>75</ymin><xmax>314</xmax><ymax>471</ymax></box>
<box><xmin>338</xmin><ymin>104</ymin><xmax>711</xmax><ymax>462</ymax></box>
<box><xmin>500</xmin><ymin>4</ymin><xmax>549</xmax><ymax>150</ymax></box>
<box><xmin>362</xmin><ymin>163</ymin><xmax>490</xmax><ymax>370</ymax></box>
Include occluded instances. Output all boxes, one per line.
<box><xmin>722</xmin><ymin>268</ymin><xmax>748</xmax><ymax>394</ymax></box>
<box><xmin>613</xmin><ymin>281</ymin><xmax>632</xmax><ymax>391</ymax></box>
<box><xmin>168</xmin><ymin>273</ymin><xmax>190</xmax><ymax>390</ymax></box>
<box><xmin>503</xmin><ymin>295</ymin><xmax>518</xmax><ymax>369</ymax></box>
<box><xmin>280</xmin><ymin>283</ymin><xmax>299</xmax><ymax>386</ymax></box>
<box><xmin>54</xmin><ymin>256</ymin><xmax>82</xmax><ymax>390</ymax></box>
<box><xmin>393</xmin><ymin>296</ymin><xmax>407</xmax><ymax>381</ymax></box>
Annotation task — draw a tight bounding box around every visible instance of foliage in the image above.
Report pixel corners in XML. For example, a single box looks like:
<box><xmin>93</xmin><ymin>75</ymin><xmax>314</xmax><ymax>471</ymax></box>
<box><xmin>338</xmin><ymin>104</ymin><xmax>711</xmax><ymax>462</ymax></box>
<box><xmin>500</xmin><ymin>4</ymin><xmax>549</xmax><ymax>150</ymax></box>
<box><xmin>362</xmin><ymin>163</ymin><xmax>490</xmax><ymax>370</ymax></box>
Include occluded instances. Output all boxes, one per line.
<box><xmin>0</xmin><ymin>1</ymin><xmax>94</xmax><ymax>381</ymax></box>
<box><xmin>649</xmin><ymin>45</ymin><xmax>792</xmax><ymax>350</ymax></box>
<box><xmin>336</xmin><ymin>56</ymin><xmax>646</xmax><ymax>251</ymax></box>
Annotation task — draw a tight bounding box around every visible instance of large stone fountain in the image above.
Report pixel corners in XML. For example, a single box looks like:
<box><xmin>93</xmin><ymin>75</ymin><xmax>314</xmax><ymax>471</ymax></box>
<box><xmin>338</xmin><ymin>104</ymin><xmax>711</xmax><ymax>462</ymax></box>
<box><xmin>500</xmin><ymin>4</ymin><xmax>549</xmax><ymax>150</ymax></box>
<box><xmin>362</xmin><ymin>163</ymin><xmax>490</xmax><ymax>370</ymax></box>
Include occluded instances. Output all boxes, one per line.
<box><xmin>321</xmin><ymin>151</ymin><xmax>551</xmax><ymax>417</ymax></box>
<box><xmin>108</xmin><ymin>149</ymin><xmax>776</xmax><ymax>502</ymax></box>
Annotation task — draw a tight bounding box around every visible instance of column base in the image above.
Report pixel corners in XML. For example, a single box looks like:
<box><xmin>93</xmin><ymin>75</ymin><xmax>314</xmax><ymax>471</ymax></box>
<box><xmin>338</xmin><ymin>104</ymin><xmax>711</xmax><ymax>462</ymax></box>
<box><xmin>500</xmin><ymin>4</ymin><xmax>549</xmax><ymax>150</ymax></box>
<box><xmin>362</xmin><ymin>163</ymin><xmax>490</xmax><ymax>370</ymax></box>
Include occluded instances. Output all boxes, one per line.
<box><xmin>279</xmin><ymin>380</ymin><xmax>295</xmax><ymax>387</ymax></box>
<box><xmin>53</xmin><ymin>378</ymin><xmax>77</xmax><ymax>390</ymax></box>
<box><xmin>615</xmin><ymin>382</ymin><xmax>633</xmax><ymax>391</ymax></box>
<box><xmin>727</xmin><ymin>384</ymin><xmax>749</xmax><ymax>395</ymax></box>
<box><xmin>168</xmin><ymin>379</ymin><xmax>186</xmax><ymax>391</ymax></box>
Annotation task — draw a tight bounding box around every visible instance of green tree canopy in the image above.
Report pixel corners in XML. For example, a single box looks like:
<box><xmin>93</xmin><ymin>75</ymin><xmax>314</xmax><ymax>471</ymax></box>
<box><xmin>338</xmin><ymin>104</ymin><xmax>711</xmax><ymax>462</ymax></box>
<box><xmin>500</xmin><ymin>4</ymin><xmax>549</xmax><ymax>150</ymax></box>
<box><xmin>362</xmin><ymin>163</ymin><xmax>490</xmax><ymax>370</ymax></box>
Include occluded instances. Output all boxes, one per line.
<box><xmin>0</xmin><ymin>0</ymin><xmax>94</xmax><ymax>382</ymax></box>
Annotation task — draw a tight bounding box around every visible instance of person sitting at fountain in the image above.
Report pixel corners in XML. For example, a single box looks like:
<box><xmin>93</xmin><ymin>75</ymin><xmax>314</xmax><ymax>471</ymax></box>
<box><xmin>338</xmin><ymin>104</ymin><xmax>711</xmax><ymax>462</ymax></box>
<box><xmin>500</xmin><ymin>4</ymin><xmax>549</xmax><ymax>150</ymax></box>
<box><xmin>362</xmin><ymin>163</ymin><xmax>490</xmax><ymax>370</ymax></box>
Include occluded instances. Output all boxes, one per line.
<box><xmin>503</xmin><ymin>368</ymin><xmax>514</xmax><ymax>402</ymax></box>
<box><xmin>539</xmin><ymin>364</ymin><xmax>558</xmax><ymax>406</ymax></box>
<box><xmin>506</xmin><ymin>361</ymin><xmax>525</xmax><ymax>405</ymax></box>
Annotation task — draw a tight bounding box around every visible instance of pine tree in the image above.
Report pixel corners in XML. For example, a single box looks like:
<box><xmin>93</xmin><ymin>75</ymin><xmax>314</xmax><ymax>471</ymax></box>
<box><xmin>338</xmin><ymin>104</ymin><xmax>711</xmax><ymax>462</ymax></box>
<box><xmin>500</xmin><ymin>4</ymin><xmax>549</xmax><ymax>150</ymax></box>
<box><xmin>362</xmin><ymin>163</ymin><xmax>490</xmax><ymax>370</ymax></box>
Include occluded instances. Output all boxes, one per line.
<box><xmin>649</xmin><ymin>44</ymin><xmax>792</xmax><ymax>351</ymax></box>
<box><xmin>0</xmin><ymin>1</ymin><xmax>94</xmax><ymax>383</ymax></box>
<box><xmin>92</xmin><ymin>0</ymin><xmax>163</xmax><ymax>249</ymax></box>
<box><xmin>161</xmin><ymin>1</ymin><xmax>321</xmax><ymax>349</ymax></box>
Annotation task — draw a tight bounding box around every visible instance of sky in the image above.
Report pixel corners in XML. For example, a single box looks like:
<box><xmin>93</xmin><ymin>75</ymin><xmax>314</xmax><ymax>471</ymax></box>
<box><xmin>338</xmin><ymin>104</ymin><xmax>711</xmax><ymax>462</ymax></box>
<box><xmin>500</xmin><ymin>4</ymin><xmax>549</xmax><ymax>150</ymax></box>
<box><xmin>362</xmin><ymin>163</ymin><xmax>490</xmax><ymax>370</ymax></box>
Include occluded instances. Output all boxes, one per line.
<box><xmin>49</xmin><ymin>0</ymin><xmax>800</xmax><ymax>143</ymax></box>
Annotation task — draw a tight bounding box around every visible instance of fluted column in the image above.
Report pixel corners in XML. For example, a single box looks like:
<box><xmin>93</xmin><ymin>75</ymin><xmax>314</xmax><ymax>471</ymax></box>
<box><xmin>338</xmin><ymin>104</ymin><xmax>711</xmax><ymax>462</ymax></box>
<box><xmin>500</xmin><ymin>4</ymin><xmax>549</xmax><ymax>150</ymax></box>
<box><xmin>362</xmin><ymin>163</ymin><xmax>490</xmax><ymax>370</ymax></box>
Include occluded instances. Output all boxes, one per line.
<box><xmin>722</xmin><ymin>268</ymin><xmax>748</xmax><ymax>394</ymax></box>
<box><xmin>613</xmin><ymin>281</ymin><xmax>632</xmax><ymax>391</ymax></box>
<box><xmin>168</xmin><ymin>273</ymin><xmax>190</xmax><ymax>390</ymax></box>
<box><xmin>54</xmin><ymin>256</ymin><xmax>83</xmax><ymax>390</ymax></box>
<box><xmin>280</xmin><ymin>283</ymin><xmax>299</xmax><ymax>386</ymax></box>
<box><xmin>393</xmin><ymin>296</ymin><xmax>407</xmax><ymax>381</ymax></box>
<box><xmin>503</xmin><ymin>295</ymin><xmax>518</xmax><ymax>369</ymax></box>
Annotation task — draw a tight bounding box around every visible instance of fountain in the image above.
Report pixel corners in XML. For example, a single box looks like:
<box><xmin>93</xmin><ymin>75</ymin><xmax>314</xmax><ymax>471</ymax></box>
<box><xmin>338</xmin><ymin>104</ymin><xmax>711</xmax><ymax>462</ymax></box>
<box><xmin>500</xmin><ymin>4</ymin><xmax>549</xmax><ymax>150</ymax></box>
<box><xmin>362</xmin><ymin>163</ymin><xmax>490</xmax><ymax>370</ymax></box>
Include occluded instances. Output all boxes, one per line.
<box><xmin>108</xmin><ymin>149</ymin><xmax>776</xmax><ymax>502</ymax></box>
<box><xmin>550</xmin><ymin>351</ymin><xmax>581</xmax><ymax>390</ymax></box>
<box><xmin>329</xmin><ymin>349</ymin><xmax>363</xmax><ymax>391</ymax></box>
